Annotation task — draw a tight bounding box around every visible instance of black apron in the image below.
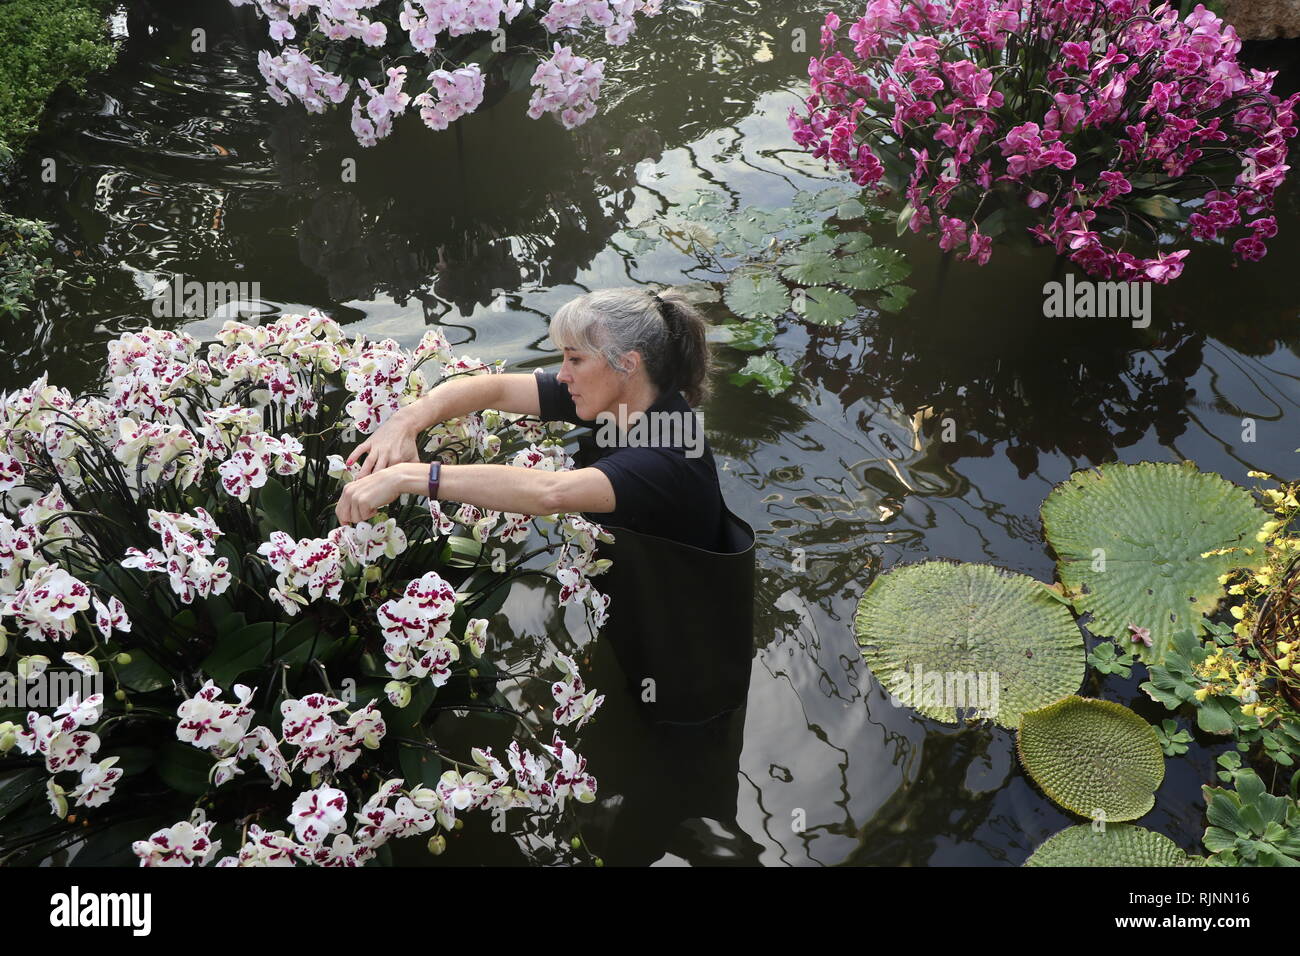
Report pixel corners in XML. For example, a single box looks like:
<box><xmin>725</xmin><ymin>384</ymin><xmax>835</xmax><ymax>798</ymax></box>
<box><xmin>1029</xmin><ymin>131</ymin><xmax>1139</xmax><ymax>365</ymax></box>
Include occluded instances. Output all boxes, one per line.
<box><xmin>593</xmin><ymin>506</ymin><xmax>756</xmax><ymax>725</ymax></box>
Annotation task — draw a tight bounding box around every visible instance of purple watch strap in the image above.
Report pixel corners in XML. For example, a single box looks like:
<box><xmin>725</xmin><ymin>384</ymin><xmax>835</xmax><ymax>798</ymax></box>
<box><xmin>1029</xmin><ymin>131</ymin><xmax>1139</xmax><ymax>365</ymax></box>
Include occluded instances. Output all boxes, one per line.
<box><xmin>427</xmin><ymin>461</ymin><xmax>441</xmax><ymax>501</ymax></box>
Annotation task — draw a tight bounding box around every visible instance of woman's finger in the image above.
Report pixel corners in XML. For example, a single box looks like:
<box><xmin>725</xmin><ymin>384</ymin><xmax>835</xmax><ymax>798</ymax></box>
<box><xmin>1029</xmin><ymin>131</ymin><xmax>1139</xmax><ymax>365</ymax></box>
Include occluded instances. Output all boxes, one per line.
<box><xmin>346</xmin><ymin>439</ymin><xmax>371</xmax><ymax>468</ymax></box>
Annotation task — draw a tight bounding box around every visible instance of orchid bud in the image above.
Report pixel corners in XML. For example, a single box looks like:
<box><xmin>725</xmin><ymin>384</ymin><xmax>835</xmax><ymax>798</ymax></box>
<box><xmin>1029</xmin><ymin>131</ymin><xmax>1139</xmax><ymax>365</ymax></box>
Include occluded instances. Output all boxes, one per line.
<box><xmin>363</xmin><ymin>565</ymin><xmax>383</xmax><ymax>583</ymax></box>
<box><xmin>17</xmin><ymin>655</ymin><xmax>49</xmax><ymax>681</ymax></box>
<box><xmin>116</xmin><ymin>653</ymin><xmax>132</xmax><ymax>666</ymax></box>
<box><xmin>114</xmin><ymin>689</ymin><xmax>127</xmax><ymax>702</ymax></box>
<box><xmin>570</xmin><ymin>836</ymin><xmax>582</xmax><ymax>850</ymax></box>
<box><xmin>385</xmin><ymin>680</ymin><xmax>412</xmax><ymax>709</ymax></box>
<box><xmin>0</xmin><ymin>723</ymin><xmax>17</xmax><ymax>753</ymax></box>
<box><xmin>427</xmin><ymin>834</ymin><xmax>447</xmax><ymax>856</ymax></box>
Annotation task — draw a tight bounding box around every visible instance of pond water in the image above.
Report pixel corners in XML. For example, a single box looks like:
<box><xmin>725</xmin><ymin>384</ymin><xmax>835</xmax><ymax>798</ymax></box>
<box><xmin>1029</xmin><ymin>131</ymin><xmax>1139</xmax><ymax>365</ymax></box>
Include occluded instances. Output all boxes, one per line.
<box><xmin>9</xmin><ymin>0</ymin><xmax>1300</xmax><ymax>865</ymax></box>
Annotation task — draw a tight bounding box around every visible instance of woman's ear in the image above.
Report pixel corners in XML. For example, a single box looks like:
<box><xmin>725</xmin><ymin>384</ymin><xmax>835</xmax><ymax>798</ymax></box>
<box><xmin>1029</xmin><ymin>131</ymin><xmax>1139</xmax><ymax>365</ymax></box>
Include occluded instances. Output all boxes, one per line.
<box><xmin>618</xmin><ymin>349</ymin><xmax>643</xmax><ymax>376</ymax></box>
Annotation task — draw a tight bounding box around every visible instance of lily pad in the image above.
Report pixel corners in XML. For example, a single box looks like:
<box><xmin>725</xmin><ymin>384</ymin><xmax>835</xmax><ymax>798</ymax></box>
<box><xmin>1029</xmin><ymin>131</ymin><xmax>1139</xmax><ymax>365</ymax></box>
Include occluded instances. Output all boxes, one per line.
<box><xmin>722</xmin><ymin>271</ymin><xmax>790</xmax><ymax>319</ymax></box>
<box><xmin>1041</xmin><ymin>461</ymin><xmax>1267</xmax><ymax>665</ymax></box>
<box><xmin>854</xmin><ymin>561</ymin><xmax>1084</xmax><ymax>729</ymax></box>
<box><xmin>778</xmin><ymin>246</ymin><xmax>841</xmax><ymax>285</ymax></box>
<box><xmin>730</xmin><ymin>354</ymin><xmax>793</xmax><ymax>396</ymax></box>
<box><xmin>797</xmin><ymin>287</ymin><xmax>858</xmax><ymax>327</ymax></box>
<box><xmin>1017</xmin><ymin>696</ymin><xmax>1165</xmax><ymax>822</ymax></box>
<box><xmin>1025</xmin><ymin>824</ymin><xmax>1194</xmax><ymax>867</ymax></box>
<box><xmin>833</xmin><ymin>248</ymin><xmax>912</xmax><ymax>290</ymax></box>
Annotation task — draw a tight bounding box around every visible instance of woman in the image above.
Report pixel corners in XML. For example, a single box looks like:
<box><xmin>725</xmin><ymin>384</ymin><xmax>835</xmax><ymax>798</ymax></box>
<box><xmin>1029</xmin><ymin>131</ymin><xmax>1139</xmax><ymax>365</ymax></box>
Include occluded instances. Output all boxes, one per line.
<box><xmin>336</xmin><ymin>287</ymin><xmax>727</xmax><ymax>551</ymax></box>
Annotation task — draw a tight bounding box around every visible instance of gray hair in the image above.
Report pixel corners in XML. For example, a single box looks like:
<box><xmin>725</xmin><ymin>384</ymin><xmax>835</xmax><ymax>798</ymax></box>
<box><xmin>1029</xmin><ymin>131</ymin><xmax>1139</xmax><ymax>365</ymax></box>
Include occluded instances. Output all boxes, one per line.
<box><xmin>550</xmin><ymin>287</ymin><xmax>712</xmax><ymax>405</ymax></box>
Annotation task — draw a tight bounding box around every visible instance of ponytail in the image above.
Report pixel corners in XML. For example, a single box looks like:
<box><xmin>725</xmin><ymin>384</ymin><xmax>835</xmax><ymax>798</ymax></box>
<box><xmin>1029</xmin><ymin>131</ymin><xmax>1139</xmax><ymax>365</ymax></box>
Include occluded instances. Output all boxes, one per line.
<box><xmin>653</xmin><ymin>292</ymin><xmax>712</xmax><ymax>406</ymax></box>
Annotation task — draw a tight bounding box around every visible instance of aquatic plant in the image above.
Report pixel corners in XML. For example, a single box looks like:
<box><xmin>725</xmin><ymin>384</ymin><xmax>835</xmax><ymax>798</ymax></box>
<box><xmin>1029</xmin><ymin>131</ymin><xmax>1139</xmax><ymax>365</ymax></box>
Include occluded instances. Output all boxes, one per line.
<box><xmin>853</xmin><ymin>560</ymin><xmax>1084</xmax><ymax>728</ymax></box>
<box><xmin>0</xmin><ymin>314</ymin><xmax>611</xmax><ymax>866</ymax></box>
<box><xmin>1025</xmin><ymin>822</ymin><xmax>1198</xmax><ymax>866</ymax></box>
<box><xmin>789</xmin><ymin>1</ymin><xmax>1299</xmax><ymax>282</ymax></box>
<box><xmin>231</xmin><ymin>0</ymin><xmax>663</xmax><ymax>145</ymax></box>
<box><xmin>1202</xmin><ymin>757</ymin><xmax>1300</xmax><ymax>866</ymax></box>
<box><xmin>1017</xmin><ymin>695</ymin><xmax>1165</xmax><ymax>821</ymax></box>
<box><xmin>625</xmin><ymin>185</ymin><xmax>913</xmax><ymax>396</ymax></box>
<box><xmin>1042</xmin><ymin>461</ymin><xmax>1267</xmax><ymax>665</ymax></box>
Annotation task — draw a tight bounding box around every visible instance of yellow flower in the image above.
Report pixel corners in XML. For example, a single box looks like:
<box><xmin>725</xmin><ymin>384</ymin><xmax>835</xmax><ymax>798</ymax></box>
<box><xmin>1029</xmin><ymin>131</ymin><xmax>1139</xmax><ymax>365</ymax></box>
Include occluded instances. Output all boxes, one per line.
<box><xmin>1279</xmin><ymin>642</ymin><xmax>1293</xmax><ymax>655</ymax></box>
<box><xmin>1248</xmin><ymin>470</ymin><xmax>1273</xmax><ymax>480</ymax></box>
<box><xmin>1231</xmin><ymin>605</ymin><xmax>1246</xmax><ymax>620</ymax></box>
<box><xmin>1257</xmin><ymin>531</ymin><xmax>1271</xmax><ymax>543</ymax></box>
<box><xmin>1255</xmin><ymin>572</ymin><xmax>1273</xmax><ymax>587</ymax></box>
<box><xmin>1217</xmin><ymin>573</ymin><xmax>1233</xmax><ymax>586</ymax></box>
<box><xmin>1257</xmin><ymin>705</ymin><xmax>1274</xmax><ymax>720</ymax></box>
<box><xmin>1232</xmin><ymin>622</ymin><xmax>1250</xmax><ymax>640</ymax></box>
<box><xmin>1228</xmin><ymin>584</ymin><xmax>1245</xmax><ymax>595</ymax></box>
<box><xmin>1242</xmin><ymin>702</ymin><xmax>1257</xmax><ymax>716</ymax></box>
<box><xmin>1278</xmin><ymin>657</ymin><xmax>1292</xmax><ymax>672</ymax></box>
<box><xmin>1194</xmin><ymin>687</ymin><xmax>1211</xmax><ymax>702</ymax></box>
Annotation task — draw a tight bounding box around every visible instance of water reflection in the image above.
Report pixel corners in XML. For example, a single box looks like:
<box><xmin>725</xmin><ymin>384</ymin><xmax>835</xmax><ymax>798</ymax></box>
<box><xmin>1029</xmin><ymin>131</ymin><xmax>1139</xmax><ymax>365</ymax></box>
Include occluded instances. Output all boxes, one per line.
<box><xmin>5</xmin><ymin>0</ymin><xmax>1300</xmax><ymax>865</ymax></box>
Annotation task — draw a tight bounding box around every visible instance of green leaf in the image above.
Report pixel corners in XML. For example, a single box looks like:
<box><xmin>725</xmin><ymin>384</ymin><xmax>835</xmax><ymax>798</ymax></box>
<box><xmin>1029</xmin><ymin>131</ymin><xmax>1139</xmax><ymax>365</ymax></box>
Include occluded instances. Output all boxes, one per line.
<box><xmin>729</xmin><ymin>354</ymin><xmax>794</xmax><ymax>397</ymax></box>
<box><xmin>722</xmin><ymin>271</ymin><xmax>791</xmax><ymax>320</ymax></box>
<box><xmin>896</xmin><ymin>201</ymin><xmax>916</xmax><ymax>237</ymax></box>
<box><xmin>1017</xmin><ymin>696</ymin><xmax>1166</xmax><ymax>822</ymax></box>
<box><xmin>399</xmin><ymin>745</ymin><xmax>443</xmax><ymax>791</ymax></box>
<box><xmin>115</xmin><ymin>649</ymin><xmax>170</xmax><ymax>693</ymax></box>
<box><xmin>877</xmin><ymin>285</ymin><xmax>915</xmax><ymax>313</ymax></box>
<box><xmin>1134</xmin><ymin>195</ymin><xmax>1185</xmax><ymax>221</ymax></box>
<box><xmin>156</xmin><ymin>742</ymin><xmax>214</xmax><ymax>796</ymax></box>
<box><xmin>796</xmin><ymin>287</ymin><xmax>858</xmax><ymax>327</ymax></box>
<box><xmin>1042</xmin><ymin>462</ymin><xmax>1267</xmax><ymax>665</ymax></box>
<box><xmin>836</xmin><ymin>198</ymin><xmax>867</xmax><ymax>220</ymax></box>
<box><xmin>441</xmin><ymin>535</ymin><xmax>484</xmax><ymax>569</ymax></box>
<box><xmin>833</xmin><ymin>248</ymin><xmax>912</xmax><ymax>291</ymax></box>
<box><xmin>200</xmin><ymin>621</ymin><xmax>277</xmax><ymax>686</ymax></box>
<box><xmin>778</xmin><ymin>247</ymin><xmax>841</xmax><ymax>285</ymax></box>
<box><xmin>1196</xmin><ymin>698</ymin><xmax>1238</xmax><ymax>735</ymax></box>
<box><xmin>835</xmin><ymin>232</ymin><xmax>875</xmax><ymax>254</ymax></box>
<box><xmin>1025</xmin><ymin>824</ymin><xmax>1192</xmax><ymax>867</ymax></box>
<box><xmin>258</xmin><ymin>477</ymin><xmax>297</xmax><ymax>537</ymax></box>
<box><xmin>854</xmin><ymin>561</ymin><xmax>1085</xmax><ymax>729</ymax></box>
<box><xmin>714</xmin><ymin>316</ymin><xmax>778</xmax><ymax>351</ymax></box>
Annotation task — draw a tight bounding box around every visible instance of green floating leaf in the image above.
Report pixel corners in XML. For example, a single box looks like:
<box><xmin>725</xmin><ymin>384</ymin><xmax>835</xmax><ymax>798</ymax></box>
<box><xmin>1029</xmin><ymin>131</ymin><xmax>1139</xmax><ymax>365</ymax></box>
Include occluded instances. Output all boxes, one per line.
<box><xmin>877</xmin><ymin>285</ymin><xmax>915</xmax><ymax>313</ymax></box>
<box><xmin>713</xmin><ymin>316</ymin><xmax>777</xmax><ymax>351</ymax></box>
<box><xmin>778</xmin><ymin>246</ymin><xmax>841</xmax><ymax>285</ymax></box>
<box><xmin>836</xmin><ymin>232</ymin><xmax>875</xmax><ymax>253</ymax></box>
<box><xmin>796</xmin><ymin>287</ymin><xmax>858</xmax><ymax>327</ymax></box>
<box><xmin>1025</xmin><ymin>824</ymin><xmax>1193</xmax><ymax>867</ymax></box>
<box><xmin>1042</xmin><ymin>462</ymin><xmax>1267</xmax><ymax>666</ymax></box>
<box><xmin>729</xmin><ymin>353</ymin><xmax>794</xmax><ymax>397</ymax></box>
<box><xmin>723</xmin><ymin>271</ymin><xmax>790</xmax><ymax>319</ymax></box>
<box><xmin>836</xmin><ymin>198</ymin><xmax>868</xmax><ymax>220</ymax></box>
<box><xmin>1017</xmin><ymin>696</ymin><xmax>1165</xmax><ymax>822</ymax></box>
<box><xmin>854</xmin><ymin>561</ymin><xmax>1084</xmax><ymax>729</ymax></box>
<box><xmin>834</xmin><ymin>248</ymin><xmax>912</xmax><ymax>290</ymax></box>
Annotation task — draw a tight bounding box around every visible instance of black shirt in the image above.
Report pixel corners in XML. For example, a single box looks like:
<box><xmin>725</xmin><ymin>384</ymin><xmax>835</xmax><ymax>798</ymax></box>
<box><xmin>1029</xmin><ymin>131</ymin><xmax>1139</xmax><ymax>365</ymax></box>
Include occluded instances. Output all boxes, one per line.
<box><xmin>533</xmin><ymin>370</ymin><xmax>726</xmax><ymax>551</ymax></box>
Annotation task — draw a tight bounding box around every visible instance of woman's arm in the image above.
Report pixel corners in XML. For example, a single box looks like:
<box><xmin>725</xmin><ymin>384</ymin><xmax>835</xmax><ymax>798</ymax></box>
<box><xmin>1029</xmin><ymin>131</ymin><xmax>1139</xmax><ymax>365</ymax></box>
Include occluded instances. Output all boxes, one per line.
<box><xmin>334</xmin><ymin>461</ymin><xmax>616</xmax><ymax>526</ymax></box>
<box><xmin>348</xmin><ymin>373</ymin><xmax>543</xmax><ymax>477</ymax></box>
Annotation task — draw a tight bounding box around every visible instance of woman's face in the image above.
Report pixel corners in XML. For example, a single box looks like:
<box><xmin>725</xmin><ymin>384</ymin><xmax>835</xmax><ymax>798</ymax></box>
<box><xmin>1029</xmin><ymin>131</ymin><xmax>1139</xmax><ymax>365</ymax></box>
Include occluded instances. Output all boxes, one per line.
<box><xmin>556</xmin><ymin>346</ymin><xmax>631</xmax><ymax>421</ymax></box>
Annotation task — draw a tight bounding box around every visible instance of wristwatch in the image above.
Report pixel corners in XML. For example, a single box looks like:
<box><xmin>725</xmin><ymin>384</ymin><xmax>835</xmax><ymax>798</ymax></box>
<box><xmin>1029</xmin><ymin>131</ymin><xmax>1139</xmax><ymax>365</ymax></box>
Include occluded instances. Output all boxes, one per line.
<box><xmin>427</xmin><ymin>461</ymin><xmax>441</xmax><ymax>501</ymax></box>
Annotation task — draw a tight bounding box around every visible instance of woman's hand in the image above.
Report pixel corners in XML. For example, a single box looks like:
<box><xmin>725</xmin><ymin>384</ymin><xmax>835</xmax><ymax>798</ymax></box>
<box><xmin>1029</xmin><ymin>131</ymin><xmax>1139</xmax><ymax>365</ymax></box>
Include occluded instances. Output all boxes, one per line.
<box><xmin>335</xmin><ymin>465</ymin><xmax>417</xmax><ymax>526</ymax></box>
<box><xmin>347</xmin><ymin>408</ymin><xmax>422</xmax><ymax>478</ymax></box>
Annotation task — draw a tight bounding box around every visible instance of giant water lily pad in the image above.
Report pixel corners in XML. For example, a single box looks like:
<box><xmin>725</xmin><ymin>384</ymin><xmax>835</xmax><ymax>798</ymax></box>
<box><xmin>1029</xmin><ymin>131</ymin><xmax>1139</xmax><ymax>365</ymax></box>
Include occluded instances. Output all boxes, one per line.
<box><xmin>1017</xmin><ymin>696</ymin><xmax>1165</xmax><ymax>822</ymax></box>
<box><xmin>722</xmin><ymin>270</ymin><xmax>790</xmax><ymax>319</ymax></box>
<box><xmin>854</xmin><ymin>562</ymin><xmax>1084</xmax><ymax>729</ymax></box>
<box><xmin>1041</xmin><ymin>461</ymin><xmax>1266</xmax><ymax>665</ymax></box>
<box><xmin>1025</xmin><ymin>824</ymin><xmax>1196</xmax><ymax>867</ymax></box>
